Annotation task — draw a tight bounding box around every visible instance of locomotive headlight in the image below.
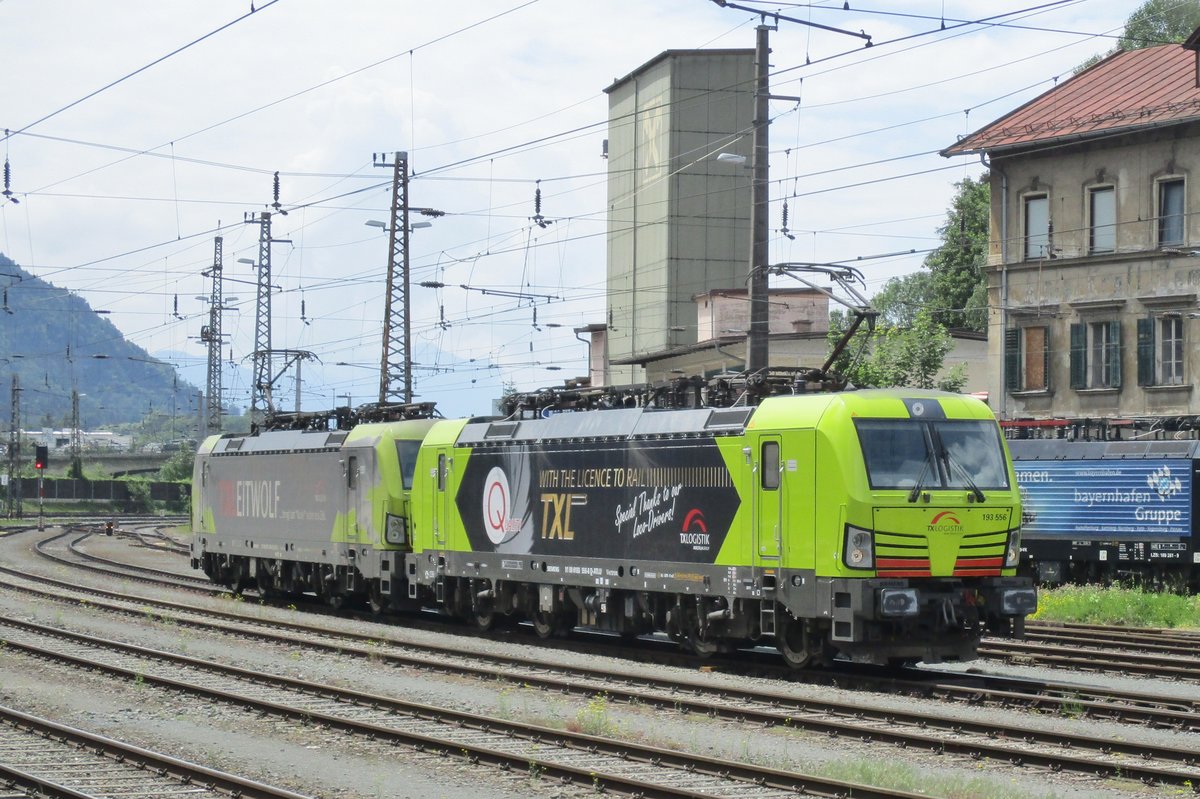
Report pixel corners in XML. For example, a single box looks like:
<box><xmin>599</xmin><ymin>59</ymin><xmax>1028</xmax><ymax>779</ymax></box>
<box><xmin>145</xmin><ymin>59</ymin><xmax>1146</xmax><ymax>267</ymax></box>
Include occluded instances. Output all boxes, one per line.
<box><xmin>1001</xmin><ymin>587</ymin><xmax>1038</xmax><ymax>615</ymax></box>
<box><xmin>1004</xmin><ymin>529</ymin><xmax>1021</xmax><ymax>568</ymax></box>
<box><xmin>385</xmin><ymin>514</ymin><xmax>408</xmax><ymax>546</ymax></box>
<box><xmin>843</xmin><ymin>525</ymin><xmax>874</xmax><ymax>570</ymax></box>
<box><xmin>879</xmin><ymin>588</ymin><xmax>919</xmax><ymax>617</ymax></box>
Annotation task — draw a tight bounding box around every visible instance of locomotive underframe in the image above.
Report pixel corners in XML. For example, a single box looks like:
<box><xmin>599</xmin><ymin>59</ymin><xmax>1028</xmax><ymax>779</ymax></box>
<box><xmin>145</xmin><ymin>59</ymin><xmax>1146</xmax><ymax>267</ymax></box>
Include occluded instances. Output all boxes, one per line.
<box><xmin>194</xmin><ymin>540</ymin><xmax>1026</xmax><ymax>666</ymax></box>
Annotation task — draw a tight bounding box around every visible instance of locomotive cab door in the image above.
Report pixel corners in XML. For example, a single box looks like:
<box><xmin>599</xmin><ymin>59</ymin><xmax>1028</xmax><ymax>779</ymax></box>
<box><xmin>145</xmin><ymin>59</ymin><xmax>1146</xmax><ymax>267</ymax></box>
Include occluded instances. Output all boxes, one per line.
<box><xmin>753</xmin><ymin>431</ymin><xmax>816</xmax><ymax>569</ymax></box>
<box><xmin>432</xmin><ymin>449</ymin><xmax>450</xmax><ymax>548</ymax></box>
<box><xmin>754</xmin><ymin>436</ymin><xmax>783</xmax><ymax>562</ymax></box>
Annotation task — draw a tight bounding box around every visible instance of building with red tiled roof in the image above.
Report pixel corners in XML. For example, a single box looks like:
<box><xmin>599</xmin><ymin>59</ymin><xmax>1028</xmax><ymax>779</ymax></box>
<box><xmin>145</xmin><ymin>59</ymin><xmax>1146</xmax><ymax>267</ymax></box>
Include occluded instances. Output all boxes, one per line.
<box><xmin>942</xmin><ymin>34</ymin><xmax>1200</xmax><ymax>434</ymax></box>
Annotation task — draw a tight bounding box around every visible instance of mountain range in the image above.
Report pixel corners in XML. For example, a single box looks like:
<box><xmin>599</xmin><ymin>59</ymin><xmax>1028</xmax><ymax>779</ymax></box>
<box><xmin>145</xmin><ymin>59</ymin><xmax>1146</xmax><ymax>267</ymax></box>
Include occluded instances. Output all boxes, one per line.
<box><xmin>0</xmin><ymin>253</ymin><xmax>201</xmax><ymax>430</ymax></box>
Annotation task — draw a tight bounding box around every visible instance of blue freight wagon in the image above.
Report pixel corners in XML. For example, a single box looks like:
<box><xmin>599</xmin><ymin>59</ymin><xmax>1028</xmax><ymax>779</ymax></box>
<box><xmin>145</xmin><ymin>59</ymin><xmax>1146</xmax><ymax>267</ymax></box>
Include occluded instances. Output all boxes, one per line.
<box><xmin>1007</xmin><ymin>439</ymin><xmax>1200</xmax><ymax>590</ymax></box>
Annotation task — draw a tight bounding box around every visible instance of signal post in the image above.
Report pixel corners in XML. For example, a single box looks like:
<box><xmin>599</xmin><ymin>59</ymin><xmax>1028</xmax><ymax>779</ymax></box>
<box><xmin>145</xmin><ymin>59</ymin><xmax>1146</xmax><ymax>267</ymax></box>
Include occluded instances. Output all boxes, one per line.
<box><xmin>34</xmin><ymin>444</ymin><xmax>46</xmax><ymax>531</ymax></box>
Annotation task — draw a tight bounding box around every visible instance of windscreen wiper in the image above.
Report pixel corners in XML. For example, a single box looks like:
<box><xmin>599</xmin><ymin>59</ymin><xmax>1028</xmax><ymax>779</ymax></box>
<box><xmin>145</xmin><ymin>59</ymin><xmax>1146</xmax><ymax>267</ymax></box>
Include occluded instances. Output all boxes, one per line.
<box><xmin>942</xmin><ymin>447</ymin><xmax>986</xmax><ymax>503</ymax></box>
<box><xmin>907</xmin><ymin>457</ymin><xmax>931</xmax><ymax>503</ymax></box>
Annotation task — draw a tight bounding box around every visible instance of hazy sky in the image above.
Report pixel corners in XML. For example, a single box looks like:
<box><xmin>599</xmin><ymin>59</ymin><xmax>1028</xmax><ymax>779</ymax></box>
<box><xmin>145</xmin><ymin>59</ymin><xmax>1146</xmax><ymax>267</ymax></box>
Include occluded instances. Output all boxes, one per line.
<box><xmin>0</xmin><ymin>0</ymin><xmax>1130</xmax><ymax>417</ymax></box>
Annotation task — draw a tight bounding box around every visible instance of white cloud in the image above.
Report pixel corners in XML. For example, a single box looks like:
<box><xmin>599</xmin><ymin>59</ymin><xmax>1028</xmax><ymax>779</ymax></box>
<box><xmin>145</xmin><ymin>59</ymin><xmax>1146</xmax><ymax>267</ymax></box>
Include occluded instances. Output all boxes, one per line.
<box><xmin>0</xmin><ymin>0</ymin><xmax>1129</xmax><ymax>417</ymax></box>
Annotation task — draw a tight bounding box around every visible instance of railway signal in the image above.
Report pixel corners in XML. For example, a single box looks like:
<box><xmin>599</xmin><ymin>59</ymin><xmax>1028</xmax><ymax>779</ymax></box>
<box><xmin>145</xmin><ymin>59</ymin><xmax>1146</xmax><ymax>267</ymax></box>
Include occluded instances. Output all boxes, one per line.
<box><xmin>34</xmin><ymin>445</ymin><xmax>47</xmax><ymax>471</ymax></box>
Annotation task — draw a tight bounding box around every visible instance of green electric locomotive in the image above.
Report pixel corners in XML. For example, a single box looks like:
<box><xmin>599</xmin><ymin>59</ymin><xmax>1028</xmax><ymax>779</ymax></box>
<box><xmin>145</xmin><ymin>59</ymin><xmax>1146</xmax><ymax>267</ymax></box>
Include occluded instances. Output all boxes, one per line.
<box><xmin>192</xmin><ymin>388</ymin><xmax>1035</xmax><ymax>667</ymax></box>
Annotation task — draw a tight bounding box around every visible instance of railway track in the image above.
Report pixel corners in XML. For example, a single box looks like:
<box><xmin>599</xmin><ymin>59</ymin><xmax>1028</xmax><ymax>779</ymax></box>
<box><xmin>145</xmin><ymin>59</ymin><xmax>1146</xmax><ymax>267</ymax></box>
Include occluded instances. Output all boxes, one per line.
<box><xmin>17</xmin><ymin>526</ymin><xmax>1200</xmax><ymax>722</ymax></box>
<box><xmin>8</xmin><ymin>547</ymin><xmax>1200</xmax><ymax>729</ymax></box>
<box><xmin>0</xmin><ymin>704</ymin><xmax>310</xmax><ymax>799</ymax></box>
<box><xmin>979</xmin><ymin>638</ymin><xmax>1200</xmax><ymax>681</ymax></box>
<box><xmin>0</xmin><ymin>613</ymin><xmax>933</xmax><ymax>799</ymax></box>
<box><xmin>1022</xmin><ymin>619</ymin><xmax>1200</xmax><ymax>656</ymax></box>
<box><xmin>35</xmin><ymin>526</ymin><xmax>218</xmax><ymax>593</ymax></box>
<box><xmin>3</xmin><ymin>567</ymin><xmax>1199</xmax><ymax>791</ymax></box>
<box><xmin>9</xmin><ymin>524</ymin><xmax>1200</xmax><ymax>795</ymax></box>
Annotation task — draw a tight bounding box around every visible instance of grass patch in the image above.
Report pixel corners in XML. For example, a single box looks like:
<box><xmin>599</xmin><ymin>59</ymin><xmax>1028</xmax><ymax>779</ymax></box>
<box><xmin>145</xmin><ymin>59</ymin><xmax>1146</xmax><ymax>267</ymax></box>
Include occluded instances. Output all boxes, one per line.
<box><xmin>1032</xmin><ymin>584</ymin><xmax>1200</xmax><ymax>629</ymax></box>
<box><xmin>570</xmin><ymin>694</ymin><xmax>619</xmax><ymax>737</ymax></box>
<box><xmin>818</xmin><ymin>758</ymin><xmax>1061</xmax><ymax>799</ymax></box>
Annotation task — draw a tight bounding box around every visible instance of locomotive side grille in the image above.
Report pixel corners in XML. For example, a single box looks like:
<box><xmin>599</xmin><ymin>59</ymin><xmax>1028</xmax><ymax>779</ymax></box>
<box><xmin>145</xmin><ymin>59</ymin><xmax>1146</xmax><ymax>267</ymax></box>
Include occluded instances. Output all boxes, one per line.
<box><xmin>875</xmin><ymin>529</ymin><xmax>931</xmax><ymax>577</ymax></box>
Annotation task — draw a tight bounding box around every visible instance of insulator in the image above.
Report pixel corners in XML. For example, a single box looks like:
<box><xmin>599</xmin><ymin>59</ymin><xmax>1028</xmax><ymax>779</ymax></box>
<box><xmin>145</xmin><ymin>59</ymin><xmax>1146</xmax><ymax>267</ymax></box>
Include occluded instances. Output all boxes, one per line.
<box><xmin>781</xmin><ymin>201</ymin><xmax>789</xmax><ymax>230</ymax></box>
<box><xmin>273</xmin><ymin>171</ymin><xmax>280</xmax><ymax>202</ymax></box>
<box><xmin>534</xmin><ymin>180</ymin><xmax>543</xmax><ymax>216</ymax></box>
<box><xmin>3</xmin><ymin>158</ymin><xmax>10</xmax><ymax>190</ymax></box>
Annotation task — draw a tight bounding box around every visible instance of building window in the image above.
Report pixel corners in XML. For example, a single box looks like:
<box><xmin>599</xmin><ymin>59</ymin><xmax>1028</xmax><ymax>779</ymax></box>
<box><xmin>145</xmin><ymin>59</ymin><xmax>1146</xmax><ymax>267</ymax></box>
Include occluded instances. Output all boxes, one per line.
<box><xmin>1137</xmin><ymin>314</ymin><xmax>1185</xmax><ymax>386</ymax></box>
<box><xmin>1070</xmin><ymin>320</ymin><xmax>1121</xmax><ymax>389</ymax></box>
<box><xmin>1004</xmin><ymin>326</ymin><xmax>1049</xmax><ymax>392</ymax></box>
<box><xmin>1158</xmin><ymin>178</ymin><xmax>1185</xmax><ymax>246</ymax></box>
<box><xmin>1089</xmin><ymin>186</ymin><xmax>1115</xmax><ymax>253</ymax></box>
<box><xmin>1024</xmin><ymin>194</ymin><xmax>1049</xmax><ymax>260</ymax></box>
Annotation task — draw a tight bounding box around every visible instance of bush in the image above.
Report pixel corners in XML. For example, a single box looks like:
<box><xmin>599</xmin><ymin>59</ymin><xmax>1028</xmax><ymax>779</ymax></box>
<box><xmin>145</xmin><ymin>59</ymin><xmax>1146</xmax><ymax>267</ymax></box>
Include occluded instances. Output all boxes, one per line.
<box><xmin>1032</xmin><ymin>585</ymin><xmax>1200</xmax><ymax>629</ymax></box>
<box><xmin>121</xmin><ymin>479</ymin><xmax>154</xmax><ymax>514</ymax></box>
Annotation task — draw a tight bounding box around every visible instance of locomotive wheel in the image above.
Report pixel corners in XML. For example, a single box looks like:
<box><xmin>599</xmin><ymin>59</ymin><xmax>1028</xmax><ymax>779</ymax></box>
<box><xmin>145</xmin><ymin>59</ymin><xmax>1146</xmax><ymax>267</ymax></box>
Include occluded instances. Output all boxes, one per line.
<box><xmin>472</xmin><ymin>607</ymin><xmax>495</xmax><ymax>631</ymax></box>
<box><xmin>367</xmin><ymin>581</ymin><xmax>386</xmax><ymax>615</ymax></box>
<box><xmin>326</xmin><ymin>593</ymin><xmax>347</xmax><ymax>611</ymax></box>
<box><xmin>531</xmin><ymin>609</ymin><xmax>570</xmax><ymax>639</ymax></box>
<box><xmin>531</xmin><ymin>609</ymin><xmax>555</xmax><ymax>638</ymax></box>
<box><xmin>776</xmin><ymin>617</ymin><xmax>813</xmax><ymax>669</ymax></box>
<box><xmin>686</xmin><ymin>628</ymin><xmax>720</xmax><ymax>658</ymax></box>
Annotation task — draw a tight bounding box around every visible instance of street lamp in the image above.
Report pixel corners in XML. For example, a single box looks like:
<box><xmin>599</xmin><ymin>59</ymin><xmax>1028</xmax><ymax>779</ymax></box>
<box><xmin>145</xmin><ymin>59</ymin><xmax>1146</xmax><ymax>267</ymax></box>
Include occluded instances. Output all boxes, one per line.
<box><xmin>365</xmin><ymin>219</ymin><xmax>432</xmax><ymax>232</ymax></box>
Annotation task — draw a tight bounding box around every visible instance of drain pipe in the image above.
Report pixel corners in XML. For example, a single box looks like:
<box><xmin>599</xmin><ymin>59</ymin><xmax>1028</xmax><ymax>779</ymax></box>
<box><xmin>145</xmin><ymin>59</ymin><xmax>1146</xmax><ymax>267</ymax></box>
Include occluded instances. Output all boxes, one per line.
<box><xmin>983</xmin><ymin>153</ymin><xmax>1009</xmax><ymax>420</ymax></box>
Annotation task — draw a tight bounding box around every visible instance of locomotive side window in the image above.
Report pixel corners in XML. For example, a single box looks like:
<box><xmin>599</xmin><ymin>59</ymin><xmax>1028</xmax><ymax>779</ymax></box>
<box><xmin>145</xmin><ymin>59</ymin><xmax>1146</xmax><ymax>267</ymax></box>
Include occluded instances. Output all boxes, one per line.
<box><xmin>761</xmin><ymin>441</ymin><xmax>780</xmax><ymax>490</ymax></box>
<box><xmin>395</xmin><ymin>440</ymin><xmax>421</xmax><ymax>490</ymax></box>
<box><xmin>347</xmin><ymin>456</ymin><xmax>358</xmax><ymax>489</ymax></box>
<box><xmin>437</xmin><ymin>453</ymin><xmax>446</xmax><ymax>491</ymax></box>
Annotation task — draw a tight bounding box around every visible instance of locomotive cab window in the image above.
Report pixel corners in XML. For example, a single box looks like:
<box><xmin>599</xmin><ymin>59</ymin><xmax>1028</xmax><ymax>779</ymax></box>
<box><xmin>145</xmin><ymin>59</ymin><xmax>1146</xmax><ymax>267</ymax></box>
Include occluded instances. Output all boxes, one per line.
<box><xmin>395</xmin><ymin>440</ymin><xmax>421</xmax><ymax>490</ymax></box>
<box><xmin>437</xmin><ymin>453</ymin><xmax>447</xmax><ymax>491</ymax></box>
<box><xmin>761</xmin><ymin>441</ymin><xmax>780</xmax><ymax>490</ymax></box>
<box><xmin>855</xmin><ymin>419</ymin><xmax>1009</xmax><ymax>492</ymax></box>
<box><xmin>347</xmin><ymin>456</ymin><xmax>358</xmax><ymax>489</ymax></box>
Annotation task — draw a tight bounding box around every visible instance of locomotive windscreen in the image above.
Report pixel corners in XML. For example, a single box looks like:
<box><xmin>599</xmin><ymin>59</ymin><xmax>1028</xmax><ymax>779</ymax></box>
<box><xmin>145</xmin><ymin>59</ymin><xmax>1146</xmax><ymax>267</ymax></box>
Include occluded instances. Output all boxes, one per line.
<box><xmin>855</xmin><ymin>419</ymin><xmax>1010</xmax><ymax>491</ymax></box>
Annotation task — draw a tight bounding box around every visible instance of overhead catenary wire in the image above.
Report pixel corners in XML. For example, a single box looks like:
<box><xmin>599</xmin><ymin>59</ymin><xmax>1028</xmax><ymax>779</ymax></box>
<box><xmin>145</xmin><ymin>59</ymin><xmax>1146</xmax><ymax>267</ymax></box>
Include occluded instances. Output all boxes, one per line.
<box><xmin>0</xmin><ymin>2</ymin><xmax>1132</xmax><ymax>410</ymax></box>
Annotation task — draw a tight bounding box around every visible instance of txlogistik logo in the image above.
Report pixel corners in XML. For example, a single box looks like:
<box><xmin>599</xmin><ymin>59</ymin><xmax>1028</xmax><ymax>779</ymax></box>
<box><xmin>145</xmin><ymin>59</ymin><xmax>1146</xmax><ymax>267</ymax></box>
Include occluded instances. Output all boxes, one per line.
<box><xmin>927</xmin><ymin>510</ymin><xmax>963</xmax><ymax>534</ymax></box>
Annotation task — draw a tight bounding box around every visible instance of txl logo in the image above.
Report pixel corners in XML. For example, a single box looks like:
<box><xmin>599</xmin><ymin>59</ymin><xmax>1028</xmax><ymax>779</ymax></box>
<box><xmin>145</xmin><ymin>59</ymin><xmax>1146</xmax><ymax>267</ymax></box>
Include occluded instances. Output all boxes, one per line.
<box><xmin>928</xmin><ymin>510</ymin><xmax>963</xmax><ymax>533</ymax></box>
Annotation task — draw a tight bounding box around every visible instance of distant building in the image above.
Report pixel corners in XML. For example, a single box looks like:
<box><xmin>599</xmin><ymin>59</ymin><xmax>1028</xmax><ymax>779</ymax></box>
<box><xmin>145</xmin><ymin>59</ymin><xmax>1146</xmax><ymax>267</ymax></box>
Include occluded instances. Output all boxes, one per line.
<box><xmin>604</xmin><ymin>49</ymin><xmax>755</xmax><ymax>384</ymax></box>
<box><xmin>943</xmin><ymin>34</ymin><xmax>1200</xmax><ymax>432</ymax></box>
<box><xmin>24</xmin><ymin>429</ymin><xmax>131</xmax><ymax>452</ymax></box>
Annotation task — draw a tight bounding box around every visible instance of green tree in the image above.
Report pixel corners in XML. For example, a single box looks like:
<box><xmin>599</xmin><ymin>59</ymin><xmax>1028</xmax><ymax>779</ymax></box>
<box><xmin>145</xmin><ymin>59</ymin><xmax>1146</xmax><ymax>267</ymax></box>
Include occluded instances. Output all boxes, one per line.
<box><xmin>1121</xmin><ymin>0</ymin><xmax>1200</xmax><ymax>48</ymax></box>
<box><xmin>1077</xmin><ymin>0</ymin><xmax>1200</xmax><ymax>72</ymax></box>
<box><xmin>827</xmin><ymin>310</ymin><xmax>966</xmax><ymax>392</ymax></box>
<box><xmin>158</xmin><ymin>445</ymin><xmax>195</xmax><ymax>482</ymax></box>
<box><xmin>871</xmin><ymin>271</ymin><xmax>935</xmax><ymax>327</ymax></box>
<box><xmin>924</xmin><ymin>173</ymin><xmax>990</xmax><ymax>332</ymax></box>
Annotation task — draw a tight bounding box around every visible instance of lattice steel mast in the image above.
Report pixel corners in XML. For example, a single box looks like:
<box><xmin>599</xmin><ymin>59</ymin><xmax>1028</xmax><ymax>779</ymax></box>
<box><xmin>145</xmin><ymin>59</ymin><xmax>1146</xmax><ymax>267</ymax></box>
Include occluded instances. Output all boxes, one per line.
<box><xmin>246</xmin><ymin>211</ymin><xmax>274</xmax><ymax>425</ymax></box>
<box><xmin>375</xmin><ymin>151</ymin><xmax>412</xmax><ymax>404</ymax></box>
<box><xmin>201</xmin><ymin>235</ymin><xmax>224</xmax><ymax>434</ymax></box>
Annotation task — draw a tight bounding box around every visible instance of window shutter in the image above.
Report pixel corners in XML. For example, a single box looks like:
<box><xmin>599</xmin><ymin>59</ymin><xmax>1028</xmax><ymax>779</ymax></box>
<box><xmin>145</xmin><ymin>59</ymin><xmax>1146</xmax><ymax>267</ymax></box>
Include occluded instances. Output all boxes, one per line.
<box><xmin>1005</xmin><ymin>328</ymin><xmax>1021</xmax><ymax>391</ymax></box>
<box><xmin>1042</xmin><ymin>329</ymin><xmax>1051</xmax><ymax>390</ymax></box>
<box><xmin>1107</xmin><ymin>320</ymin><xmax>1122</xmax><ymax>388</ymax></box>
<box><xmin>1137</xmin><ymin>317</ymin><xmax>1155</xmax><ymax>386</ymax></box>
<box><xmin>1069</xmin><ymin>323</ymin><xmax>1086</xmax><ymax>389</ymax></box>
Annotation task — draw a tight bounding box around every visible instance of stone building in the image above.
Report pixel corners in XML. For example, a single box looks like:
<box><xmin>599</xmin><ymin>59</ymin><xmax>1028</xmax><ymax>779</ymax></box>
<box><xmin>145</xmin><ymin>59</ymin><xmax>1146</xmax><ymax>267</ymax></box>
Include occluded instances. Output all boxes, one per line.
<box><xmin>943</xmin><ymin>35</ymin><xmax>1200</xmax><ymax>432</ymax></box>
